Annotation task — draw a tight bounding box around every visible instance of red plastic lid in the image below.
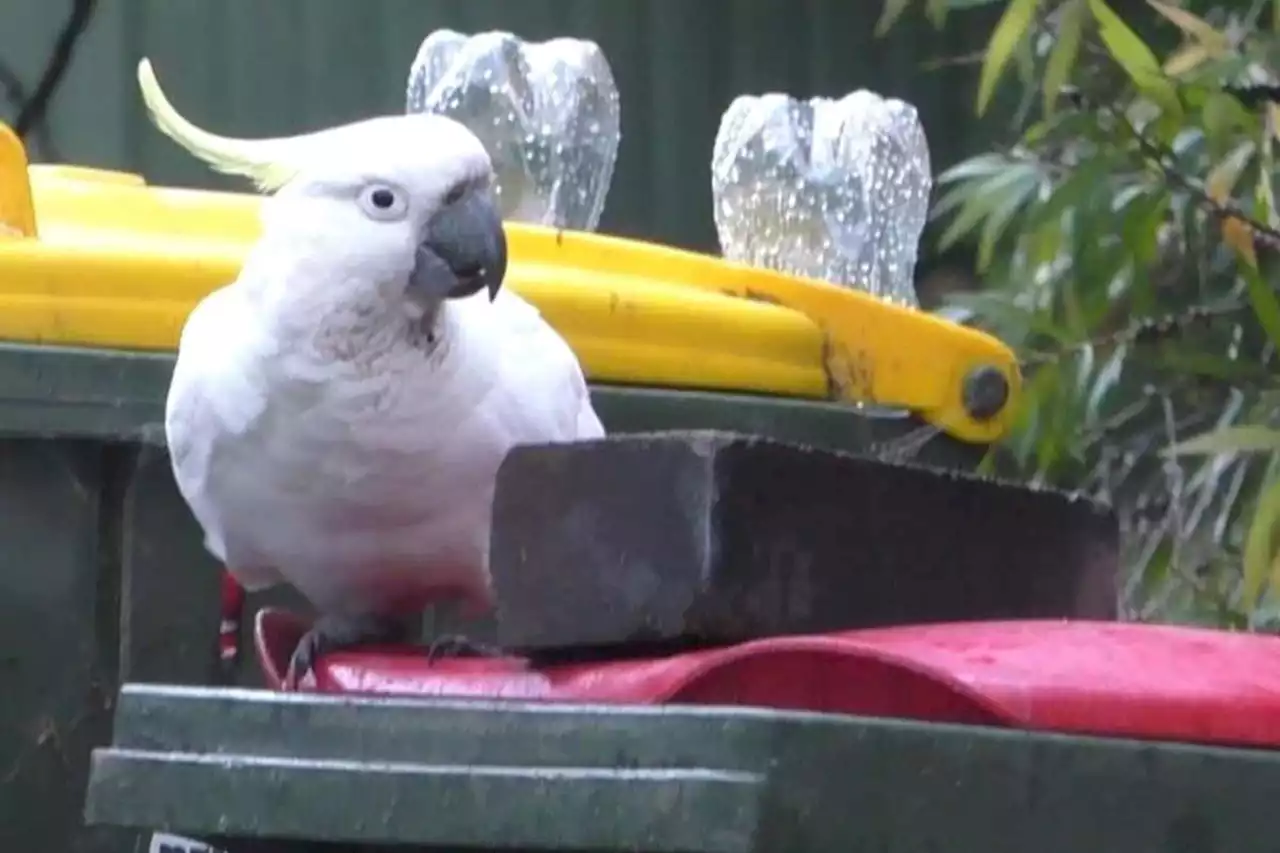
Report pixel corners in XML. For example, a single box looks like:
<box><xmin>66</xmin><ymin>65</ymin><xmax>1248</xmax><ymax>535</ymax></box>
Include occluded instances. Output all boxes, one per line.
<box><xmin>255</xmin><ymin>609</ymin><xmax>1280</xmax><ymax>749</ymax></box>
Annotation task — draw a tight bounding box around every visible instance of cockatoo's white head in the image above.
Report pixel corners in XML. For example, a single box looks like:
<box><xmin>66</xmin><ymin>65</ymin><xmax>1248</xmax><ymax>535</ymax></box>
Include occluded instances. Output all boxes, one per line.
<box><xmin>260</xmin><ymin>114</ymin><xmax>507</xmax><ymax>310</ymax></box>
<box><xmin>134</xmin><ymin>59</ymin><xmax>507</xmax><ymax>324</ymax></box>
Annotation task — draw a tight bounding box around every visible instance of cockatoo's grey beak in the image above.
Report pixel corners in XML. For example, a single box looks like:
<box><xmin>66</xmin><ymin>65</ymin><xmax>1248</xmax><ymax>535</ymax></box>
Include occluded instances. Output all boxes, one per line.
<box><xmin>410</xmin><ymin>192</ymin><xmax>507</xmax><ymax>303</ymax></box>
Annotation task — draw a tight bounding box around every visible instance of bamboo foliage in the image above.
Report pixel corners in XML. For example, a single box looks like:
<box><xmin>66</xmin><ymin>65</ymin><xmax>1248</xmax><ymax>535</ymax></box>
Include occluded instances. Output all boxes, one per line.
<box><xmin>883</xmin><ymin>0</ymin><xmax>1280</xmax><ymax>628</ymax></box>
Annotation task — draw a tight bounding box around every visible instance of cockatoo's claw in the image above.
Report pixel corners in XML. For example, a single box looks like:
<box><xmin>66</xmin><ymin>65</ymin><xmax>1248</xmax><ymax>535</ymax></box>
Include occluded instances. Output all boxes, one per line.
<box><xmin>425</xmin><ymin>633</ymin><xmax>505</xmax><ymax>664</ymax></box>
<box><xmin>282</xmin><ymin>634</ymin><xmax>319</xmax><ymax>690</ymax></box>
<box><xmin>283</xmin><ymin>613</ymin><xmax>415</xmax><ymax>689</ymax></box>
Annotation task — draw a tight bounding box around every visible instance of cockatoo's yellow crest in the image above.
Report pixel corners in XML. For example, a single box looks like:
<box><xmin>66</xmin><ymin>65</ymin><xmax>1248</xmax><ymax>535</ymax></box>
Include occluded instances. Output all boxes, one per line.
<box><xmin>136</xmin><ymin>57</ymin><xmax>299</xmax><ymax>192</ymax></box>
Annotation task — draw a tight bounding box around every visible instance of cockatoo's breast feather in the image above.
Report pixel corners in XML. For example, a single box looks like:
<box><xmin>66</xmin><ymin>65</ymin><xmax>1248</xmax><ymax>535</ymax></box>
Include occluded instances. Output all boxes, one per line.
<box><xmin>166</xmin><ymin>270</ymin><xmax>601</xmax><ymax>612</ymax></box>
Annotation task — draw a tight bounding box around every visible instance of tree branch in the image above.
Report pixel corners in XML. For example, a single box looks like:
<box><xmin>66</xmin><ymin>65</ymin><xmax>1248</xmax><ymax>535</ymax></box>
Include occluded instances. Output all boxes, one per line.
<box><xmin>1021</xmin><ymin>301</ymin><xmax>1250</xmax><ymax>367</ymax></box>
<box><xmin>14</xmin><ymin>0</ymin><xmax>97</xmax><ymax>142</ymax></box>
<box><xmin>1110</xmin><ymin>106</ymin><xmax>1280</xmax><ymax>252</ymax></box>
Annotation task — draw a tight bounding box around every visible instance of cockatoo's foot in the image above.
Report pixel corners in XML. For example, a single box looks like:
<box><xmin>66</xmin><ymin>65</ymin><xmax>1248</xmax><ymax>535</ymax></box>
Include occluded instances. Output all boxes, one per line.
<box><xmin>284</xmin><ymin>613</ymin><xmax>415</xmax><ymax>689</ymax></box>
<box><xmin>426</xmin><ymin>633</ymin><xmax>506</xmax><ymax>664</ymax></box>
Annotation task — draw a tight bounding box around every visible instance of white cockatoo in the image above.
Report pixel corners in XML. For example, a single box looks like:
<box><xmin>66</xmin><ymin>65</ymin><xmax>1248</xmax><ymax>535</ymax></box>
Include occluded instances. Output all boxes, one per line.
<box><xmin>137</xmin><ymin>59</ymin><xmax>605</xmax><ymax>684</ymax></box>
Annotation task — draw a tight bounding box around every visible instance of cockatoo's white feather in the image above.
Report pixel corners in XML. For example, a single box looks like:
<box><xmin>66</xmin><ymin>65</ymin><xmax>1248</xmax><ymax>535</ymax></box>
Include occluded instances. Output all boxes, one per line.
<box><xmin>150</xmin><ymin>58</ymin><xmax>604</xmax><ymax>624</ymax></box>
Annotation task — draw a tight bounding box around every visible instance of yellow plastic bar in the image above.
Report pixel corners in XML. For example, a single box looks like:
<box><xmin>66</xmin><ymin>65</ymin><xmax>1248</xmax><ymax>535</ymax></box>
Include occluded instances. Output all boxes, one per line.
<box><xmin>0</xmin><ymin>146</ymin><xmax>1021</xmax><ymax>444</ymax></box>
<box><xmin>19</xmin><ymin>165</ymin><xmax>826</xmax><ymax>400</ymax></box>
<box><xmin>0</xmin><ymin>125</ymin><xmax>36</xmax><ymax>238</ymax></box>
<box><xmin>509</xmin><ymin>228</ymin><xmax>1022</xmax><ymax>443</ymax></box>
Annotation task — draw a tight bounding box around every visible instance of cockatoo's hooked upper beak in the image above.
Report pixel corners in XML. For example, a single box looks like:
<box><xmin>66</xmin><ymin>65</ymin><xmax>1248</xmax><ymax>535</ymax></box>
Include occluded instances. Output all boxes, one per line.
<box><xmin>410</xmin><ymin>191</ymin><xmax>507</xmax><ymax>303</ymax></box>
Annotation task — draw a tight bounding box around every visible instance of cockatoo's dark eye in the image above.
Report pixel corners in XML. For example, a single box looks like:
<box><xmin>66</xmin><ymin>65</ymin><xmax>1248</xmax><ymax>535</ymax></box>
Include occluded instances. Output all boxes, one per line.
<box><xmin>443</xmin><ymin>183</ymin><xmax>467</xmax><ymax>206</ymax></box>
<box><xmin>357</xmin><ymin>183</ymin><xmax>409</xmax><ymax>222</ymax></box>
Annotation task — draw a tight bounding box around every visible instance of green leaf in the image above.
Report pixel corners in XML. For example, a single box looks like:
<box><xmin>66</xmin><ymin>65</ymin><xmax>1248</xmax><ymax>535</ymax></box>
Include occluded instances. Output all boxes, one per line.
<box><xmin>875</xmin><ymin>0</ymin><xmax>913</xmax><ymax>36</ymax></box>
<box><xmin>937</xmin><ymin>164</ymin><xmax>1041</xmax><ymax>250</ymax></box>
<box><xmin>1243</xmin><ymin>474</ymin><xmax>1280</xmax><ymax>609</ymax></box>
<box><xmin>1165</xmin><ymin>426</ymin><xmax>1280</xmax><ymax>456</ymax></box>
<box><xmin>1148</xmin><ymin>109</ymin><xmax>1186</xmax><ymax>148</ymax></box>
<box><xmin>931</xmin><ymin>157</ymin><xmax>1028</xmax><ymax>221</ymax></box>
<box><xmin>1015</xmin><ymin>363</ymin><xmax>1064</xmax><ymax>474</ymax></box>
<box><xmin>1021</xmin><ymin>158</ymin><xmax>1112</xmax><ymax>233</ymax></box>
<box><xmin>944</xmin><ymin>291</ymin><xmax>1074</xmax><ymax>344</ymax></box>
<box><xmin>1022</xmin><ymin>120</ymin><xmax>1055</xmax><ymax>146</ymax></box>
<box><xmin>976</xmin><ymin>182</ymin><xmax>1036</xmax><ymax>270</ymax></box>
<box><xmin>976</xmin><ymin>0</ymin><xmax>1041</xmax><ymax>116</ymax></box>
<box><xmin>942</xmin><ymin>165</ymin><xmax>1039</xmax><ymax>249</ymax></box>
<box><xmin>1074</xmin><ymin>342</ymin><xmax>1096</xmax><ymax>398</ymax></box>
<box><xmin>1034</xmin><ymin>362</ymin><xmax>1083</xmax><ymax>479</ymax></box>
<box><xmin>1163</xmin><ymin>43</ymin><xmax>1213</xmax><ymax>77</ymax></box>
<box><xmin>1085</xmin><ymin>344</ymin><xmax>1126</xmax><ymax>423</ymax></box>
<box><xmin>1140</xmin><ymin>348</ymin><xmax>1271</xmax><ymax>383</ymax></box>
<box><xmin>1241</xmin><ymin>260</ymin><xmax>1280</xmax><ymax>352</ymax></box>
<box><xmin>930</xmin><ymin>184</ymin><xmax>978</xmax><ymax>221</ymax></box>
<box><xmin>938</xmin><ymin>195</ymin><xmax>1002</xmax><ymax>251</ymax></box>
<box><xmin>1043</xmin><ymin>0</ymin><xmax>1087</xmax><ymax>116</ymax></box>
<box><xmin>1201</xmin><ymin>92</ymin><xmax>1254</xmax><ymax>156</ymax></box>
<box><xmin>1088</xmin><ymin>0</ymin><xmax>1183</xmax><ymax>118</ymax></box>
<box><xmin>1146</xmin><ymin>0</ymin><xmax>1230</xmax><ymax>52</ymax></box>
<box><xmin>1024</xmin><ymin>217</ymin><xmax>1065</xmax><ymax>268</ymax></box>
<box><xmin>1013</xmin><ymin>22</ymin><xmax>1038</xmax><ymax>88</ymax></box>
<box><xmin>926</xmin><ymin>0</ymin><xmax>949</xmax><ymax>29</ymax></box>
<box><xmin>1118</xmin><ymin>190</ymin><xmax>1169</xmax><ymax>267</ymax></box>
<box><xmin>1205</xmin><ymin>141</ymin><xmax>1256</xmax><ymax>204</ymax></box>
<box><xmin>936</xmin><ymin>152</ymin><xmax>1019</xmax><ymax>185</ymax></box>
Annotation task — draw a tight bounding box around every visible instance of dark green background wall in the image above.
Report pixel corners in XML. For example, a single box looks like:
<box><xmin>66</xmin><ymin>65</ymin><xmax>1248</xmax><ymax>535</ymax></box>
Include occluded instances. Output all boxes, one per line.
<box><xmin>1</xmin><ymin>0</ymin><xmax>1005</xmax><ymax>255</ymax></box>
